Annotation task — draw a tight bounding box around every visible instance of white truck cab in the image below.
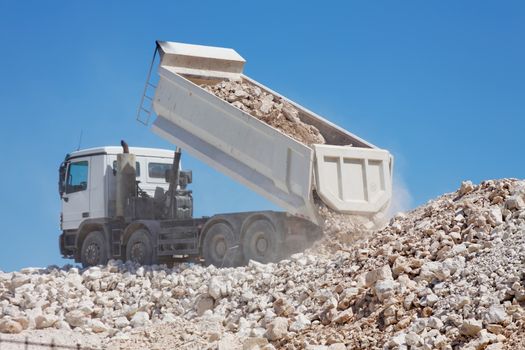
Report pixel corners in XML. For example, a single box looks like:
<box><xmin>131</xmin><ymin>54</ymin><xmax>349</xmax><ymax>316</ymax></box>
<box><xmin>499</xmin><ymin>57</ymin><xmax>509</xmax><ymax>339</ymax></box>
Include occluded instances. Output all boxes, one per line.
<box><xmin>60</xmin><ymin>146</ymin><xmax>175</xmax><ymax>231</ymax></box>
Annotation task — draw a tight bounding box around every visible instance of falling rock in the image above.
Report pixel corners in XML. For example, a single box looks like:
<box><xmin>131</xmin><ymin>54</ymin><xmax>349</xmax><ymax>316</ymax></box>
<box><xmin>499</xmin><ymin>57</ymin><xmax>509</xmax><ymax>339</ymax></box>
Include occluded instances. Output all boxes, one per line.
<box><xmin>0</xmin><ymin>319</ymin><xmax>23</xmax><ymax>334</ymax></box>
<box><xmin>484</xmin><ymin>304</ymin><xmax>507</xmax><ymax>324</ymax></box>
<box><xmin>266</xmin><ymin>317</ymin><xmax>288</xmax><ymax>340</ymax></box>
<box><xmin>130</xmin><ymin>311</ymin><xmax>150</xmax><ymax>328</ymax></box>
<box><xmin>460</xmin><ymin>319</ymin><xmax>483</xmax><ymax>336</ymax></box>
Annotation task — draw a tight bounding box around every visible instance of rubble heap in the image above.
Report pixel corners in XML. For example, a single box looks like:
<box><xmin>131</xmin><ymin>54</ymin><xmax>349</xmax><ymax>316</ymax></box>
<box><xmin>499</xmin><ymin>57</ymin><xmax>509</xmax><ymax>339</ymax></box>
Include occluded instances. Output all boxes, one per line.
<box><xmin>201</xmin><ymin>80</ymin><xmax>326</xmax><ymax>146</ymax></box>
<box><xmin>0</xmin><ymin>178</ymin><xmax>524</xmax><ymax>350</ymax></box>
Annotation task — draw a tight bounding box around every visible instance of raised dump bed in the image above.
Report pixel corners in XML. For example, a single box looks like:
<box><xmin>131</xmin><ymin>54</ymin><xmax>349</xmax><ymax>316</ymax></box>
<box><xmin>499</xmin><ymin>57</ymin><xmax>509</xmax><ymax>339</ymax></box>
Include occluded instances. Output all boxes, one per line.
<box><xmin>149</xmin><ymin>41</ymin><xmax>393</xmax><ymax>225</ymax></box>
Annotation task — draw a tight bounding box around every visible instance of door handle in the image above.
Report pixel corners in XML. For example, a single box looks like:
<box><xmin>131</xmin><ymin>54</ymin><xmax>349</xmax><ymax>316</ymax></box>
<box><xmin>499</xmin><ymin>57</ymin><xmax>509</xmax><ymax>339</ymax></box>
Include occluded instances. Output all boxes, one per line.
<box><xmin>63</xmin><ymin>197</ymin><xmax>69</xmax><ymax>202</ymax></box>
<box><xmin>82</xmin><ymin>212</ymin><xmax>90</xmax><ymax>218</ymax></box>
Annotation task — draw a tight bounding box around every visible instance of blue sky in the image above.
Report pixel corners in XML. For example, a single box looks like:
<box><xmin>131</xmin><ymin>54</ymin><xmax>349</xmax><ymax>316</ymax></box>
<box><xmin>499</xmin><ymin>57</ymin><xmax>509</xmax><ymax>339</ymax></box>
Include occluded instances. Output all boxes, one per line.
<box><xmin>0</xmin><ymin>1</ymin><xmax>523</xmax><ymax>271</ymax></box>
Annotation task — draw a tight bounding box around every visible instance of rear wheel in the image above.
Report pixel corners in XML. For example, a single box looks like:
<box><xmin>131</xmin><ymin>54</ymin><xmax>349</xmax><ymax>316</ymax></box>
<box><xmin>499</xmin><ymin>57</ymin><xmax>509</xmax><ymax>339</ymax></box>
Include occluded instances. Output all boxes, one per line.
<box><xmin>202</xmin><ymin>222</ymin><xmax>239</xmax><ymax>267</ymax></box>
<box><xmin>126</xmin><ymin>229</ymin><xmax>155</xmax><ymax>265</ymax></box>
<box><xmin>242</xmin><ymin>219</ymin><xmax>282</xmax><ymax>264</ymax></box>
<box><xmin>80</xmin><ymin>231</ymin><xmax>108</xmax><ymax>268</ymax></box>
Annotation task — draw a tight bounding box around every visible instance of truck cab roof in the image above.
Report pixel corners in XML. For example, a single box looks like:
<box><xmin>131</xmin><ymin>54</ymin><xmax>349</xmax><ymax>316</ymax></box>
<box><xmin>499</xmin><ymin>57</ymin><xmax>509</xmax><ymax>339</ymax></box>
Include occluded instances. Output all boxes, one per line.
<box><xmin>67</xmin><ymin>146</ymin><xmax>175</xmax><ymax>160</ymax></box>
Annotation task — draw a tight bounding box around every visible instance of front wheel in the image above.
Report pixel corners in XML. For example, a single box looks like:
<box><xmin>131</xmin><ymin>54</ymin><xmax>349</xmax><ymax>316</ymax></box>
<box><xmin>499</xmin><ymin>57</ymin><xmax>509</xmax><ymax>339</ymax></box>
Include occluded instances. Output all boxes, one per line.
<box><xmin>242</xmin><ymin>219</ymin><xmax>283</xmax><ymax>264</ymax></box>
<box><xmin>126</xmin><ymin>229</ymin><xmax>155</xmax><ymax>266</ymax></box>
<box><xmin>80</xmin><ymin>231</ymin><xmax>108</xmax><ymax>268</ymax></box>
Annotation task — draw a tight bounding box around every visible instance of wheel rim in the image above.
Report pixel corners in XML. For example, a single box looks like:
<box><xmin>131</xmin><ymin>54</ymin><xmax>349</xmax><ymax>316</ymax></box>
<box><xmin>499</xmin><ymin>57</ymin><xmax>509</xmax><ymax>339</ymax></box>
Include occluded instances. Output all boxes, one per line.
<box><xmin>85</xmin><ymin>242</ymin><xmax>101</xmax><ymax>266</ymax></box>
<box><xmin>255</xmin><ymin>234</ymin><xmax>269</xmax><ymax>254</ymax></box>
<box><xmin>130</xmin><ymin>242</ymin><xmax>146</xmax><ymax>264</ymax></box>
<box><xmin>215</xmin><ymin>238</ymin><xmax>227</xmax><ymax>257</ymax></box>
<box><xmin>242</xmin><ymin>220</ymin><xmax>281</xmax><ymax>263</ymax></box>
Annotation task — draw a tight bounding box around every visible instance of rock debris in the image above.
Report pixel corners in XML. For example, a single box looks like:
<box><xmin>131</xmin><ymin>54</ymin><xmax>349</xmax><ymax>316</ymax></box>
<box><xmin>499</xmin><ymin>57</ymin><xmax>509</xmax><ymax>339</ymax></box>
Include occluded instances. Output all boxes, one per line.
<box><xmin>1</xmin><ymin>178</ymin><xmax>524</xmax><ymax>349</ymax></box>
<box><xmin>201</xmin><ymin>80</ymin><xmax>326</xmax><ymax>146</ymax></box>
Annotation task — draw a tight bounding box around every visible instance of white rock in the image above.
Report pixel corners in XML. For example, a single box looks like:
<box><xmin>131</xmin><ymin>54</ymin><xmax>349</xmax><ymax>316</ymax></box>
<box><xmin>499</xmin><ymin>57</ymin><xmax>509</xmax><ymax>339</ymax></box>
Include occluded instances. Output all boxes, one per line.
<box><xmin>35</xmin><ymin>314</ymin><xmax>59</xmax><ymax>329</ymax></box>
<box><xmin>114</xmin><ymin>316</ymin><xmax>130</xmax><ymax>329</ymax></box>
<box><xmin>374</xmin><ymin>279</ymin><xmax>395</xmax><ymax>302</ymax></box>
<box><xmin>289</xmin><ymin>313</ymin><xmax>311</xmax><ymax>332</ymax></box>
<box><xmin>460</xmin><ymin>319</ymin><xmax>483</xmax><ymax>336</ymax></box>
<box><xmin>0</xmin><ymin>319</ymin><xmax>23</xmax><ymax>334</ymax></box>
<box><xmin>208</xmin><ymin>277</ymin><xmax>223</xmax><ymax>300</ymax></box>
<box><xmin>83</xmin><ymin>267</ymin><xmax>103</xmax><ymax>281</ymax></box>
<box><xmin>130</xmin><ymin>311</ymin><xmax>150</xmax><ymax>328</ymax></box>
<box><xmin>484</xmin><ymin>304</ymin><xmax>507</xmax><ymax>324</ymax></box>
<box><xmin>428</xmin><ymin>316</ymin><xmax>443</xmax><ymax>329</ymax></box>
<box><xmin>365</xmin><ymin>265</ymin><xmax>393</xmax><ymax>287</ymax></box>
<box><xmin>405</xmin><ymin>332</ymin><xmax>422</xmax><ymax>346</ymax></box>
<box><xmin>90</xmin><ymin>319</ymin><xmax>109</xmax><ymax>333</ymax></box>
<box><xmin>505</xmin><ymin>196</ymin><xmax>525</xmax><ymax>210</ymax></box>
<box><xmin>388</xmin><ymin>332</ymin><xmax>406</xmax><ymax>347</ymax></box>
<box><xmin>459</xmin><ymin>180</ymin><xmax>474</xmax><ymax>196</ymax></box>
<box><xmin>266</xmin><ymin>317</ymin><xmax>288</xmax><ymax>340</ymax></box>
<box><xmin>65</xmin><ymin>310</ymin><xmax>86</xmax><ymax>328</ymax></box>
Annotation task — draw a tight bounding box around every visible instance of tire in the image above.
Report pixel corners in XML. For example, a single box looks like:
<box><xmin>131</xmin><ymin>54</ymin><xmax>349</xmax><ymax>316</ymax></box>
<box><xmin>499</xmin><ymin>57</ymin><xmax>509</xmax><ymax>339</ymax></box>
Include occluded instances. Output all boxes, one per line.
<box><xmin>126</xmin><ymin>229</ymin><xmax>155</xmax><ymax>266</ymax></box>
<box><xmin>80</xmin><ymin>231</ymin><xmax>108</xmax><ymax>268</ymax></box>
<box><xmin>242</xmin><ymin>219</ymin><xmax>283</xmax><ymax>264</ymax></box>
<box><xmin>202</xmin><ymin>221</ymin><xmax>239</xmax><ymax>267</ymax></box>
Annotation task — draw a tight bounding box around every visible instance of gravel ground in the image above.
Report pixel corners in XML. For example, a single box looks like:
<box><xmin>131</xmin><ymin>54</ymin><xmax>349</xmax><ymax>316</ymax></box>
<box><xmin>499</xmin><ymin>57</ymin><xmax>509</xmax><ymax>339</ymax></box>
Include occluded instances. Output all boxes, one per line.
<box><xmin>1</xmin><ymin>178</ymin><xmax>524</xmax><ymax>350</ymax></box>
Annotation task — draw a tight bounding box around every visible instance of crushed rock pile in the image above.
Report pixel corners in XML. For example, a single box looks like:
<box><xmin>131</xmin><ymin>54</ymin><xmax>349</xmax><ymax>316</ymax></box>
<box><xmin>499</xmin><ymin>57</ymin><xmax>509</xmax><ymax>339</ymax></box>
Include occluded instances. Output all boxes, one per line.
<box><xmin>201</xmin><ymin>80</ymin><xmax>326</xmax><ymax>146</ymax></box>
<box><xmin>1</xmin><ymin>178</ymin><xmax>524</xmax><ymax>350</ymax></box>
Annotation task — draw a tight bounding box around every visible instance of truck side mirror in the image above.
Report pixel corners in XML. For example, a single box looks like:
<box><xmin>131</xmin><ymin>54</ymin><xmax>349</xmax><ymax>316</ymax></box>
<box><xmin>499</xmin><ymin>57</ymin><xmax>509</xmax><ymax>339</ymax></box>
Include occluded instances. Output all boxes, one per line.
<box><xmin>180</xmin><ymin>170</ymin><xmax>192</xmax><ymax>184</ymax></box>
<box><xmin>58</xmin><ymin>162</ymin><xmax>67</xmax><ymax>197</ymax></box>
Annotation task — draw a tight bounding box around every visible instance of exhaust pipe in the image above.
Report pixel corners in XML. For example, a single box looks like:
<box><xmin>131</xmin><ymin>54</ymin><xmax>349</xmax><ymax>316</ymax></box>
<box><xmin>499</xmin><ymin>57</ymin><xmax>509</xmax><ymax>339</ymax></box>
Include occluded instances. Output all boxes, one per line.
<box><xmin>116</xmin><ymin>140</ymin><xmax>136</xmax><ymax>218</ymax></box>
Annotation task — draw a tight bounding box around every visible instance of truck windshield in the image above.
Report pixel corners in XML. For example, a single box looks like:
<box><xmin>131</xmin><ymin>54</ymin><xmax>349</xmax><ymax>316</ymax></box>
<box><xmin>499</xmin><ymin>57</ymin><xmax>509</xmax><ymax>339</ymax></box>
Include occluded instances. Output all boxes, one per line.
<box><xmin>66</xmin><ymin>161</ymin><xmax>88</xmax><ymax>194</ymax></box>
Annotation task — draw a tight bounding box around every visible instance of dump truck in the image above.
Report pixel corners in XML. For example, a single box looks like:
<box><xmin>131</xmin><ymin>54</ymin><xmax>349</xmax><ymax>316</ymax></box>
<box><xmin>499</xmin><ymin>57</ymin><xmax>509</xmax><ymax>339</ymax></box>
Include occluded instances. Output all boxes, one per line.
<box><xmin>58</xmin><ymin>41</ymin><xmax>393</xmax><ymax>268</ymax></box>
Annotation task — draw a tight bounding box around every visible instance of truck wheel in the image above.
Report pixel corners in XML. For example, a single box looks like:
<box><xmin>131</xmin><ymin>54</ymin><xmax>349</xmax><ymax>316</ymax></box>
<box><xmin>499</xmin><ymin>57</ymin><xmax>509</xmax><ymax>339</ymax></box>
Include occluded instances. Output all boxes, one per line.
<box><xmin>242</xmin><ymin>219</ymin><xmax>282</xmax><ymax>264</ymax></box>
<box><xmin>126</xmin><ymin>229</ymin><xmax>155</xmax><ymax>266</ymax></box>
<box><xmin>202</xmin><ymin>222</ymin><xmax>238</xmax><ymax>267</ymax></box>
<box><xmin>80</xmin><ymin>231</ymin><xmax>108</xmax><ymax>268</ymax></box>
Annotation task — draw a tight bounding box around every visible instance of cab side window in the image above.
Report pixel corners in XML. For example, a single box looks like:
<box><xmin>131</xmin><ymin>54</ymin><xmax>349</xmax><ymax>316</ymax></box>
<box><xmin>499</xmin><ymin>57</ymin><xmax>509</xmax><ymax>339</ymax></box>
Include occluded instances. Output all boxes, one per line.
<box><xmin>66</xmin><ymin>161</ymin><xmax>89</xmax><ymax>194</ymax></box>
<box><xmin>148</xmin><ymin>163</ymin><xmax>172</xmax><ymax>179</ymax></box>
<box><xmin>112</xmin><ymin>161</ymin><xmax>141</xmax><ymax>177</ymax></box>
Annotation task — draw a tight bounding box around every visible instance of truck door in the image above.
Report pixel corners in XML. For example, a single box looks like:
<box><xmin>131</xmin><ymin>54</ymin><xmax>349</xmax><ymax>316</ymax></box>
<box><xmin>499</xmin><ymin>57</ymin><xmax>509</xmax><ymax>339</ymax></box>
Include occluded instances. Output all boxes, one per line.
<box><xmin>62</xmin><ymin>157</ymin><xmax>91</xmax><ymax>230</ymax></box>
